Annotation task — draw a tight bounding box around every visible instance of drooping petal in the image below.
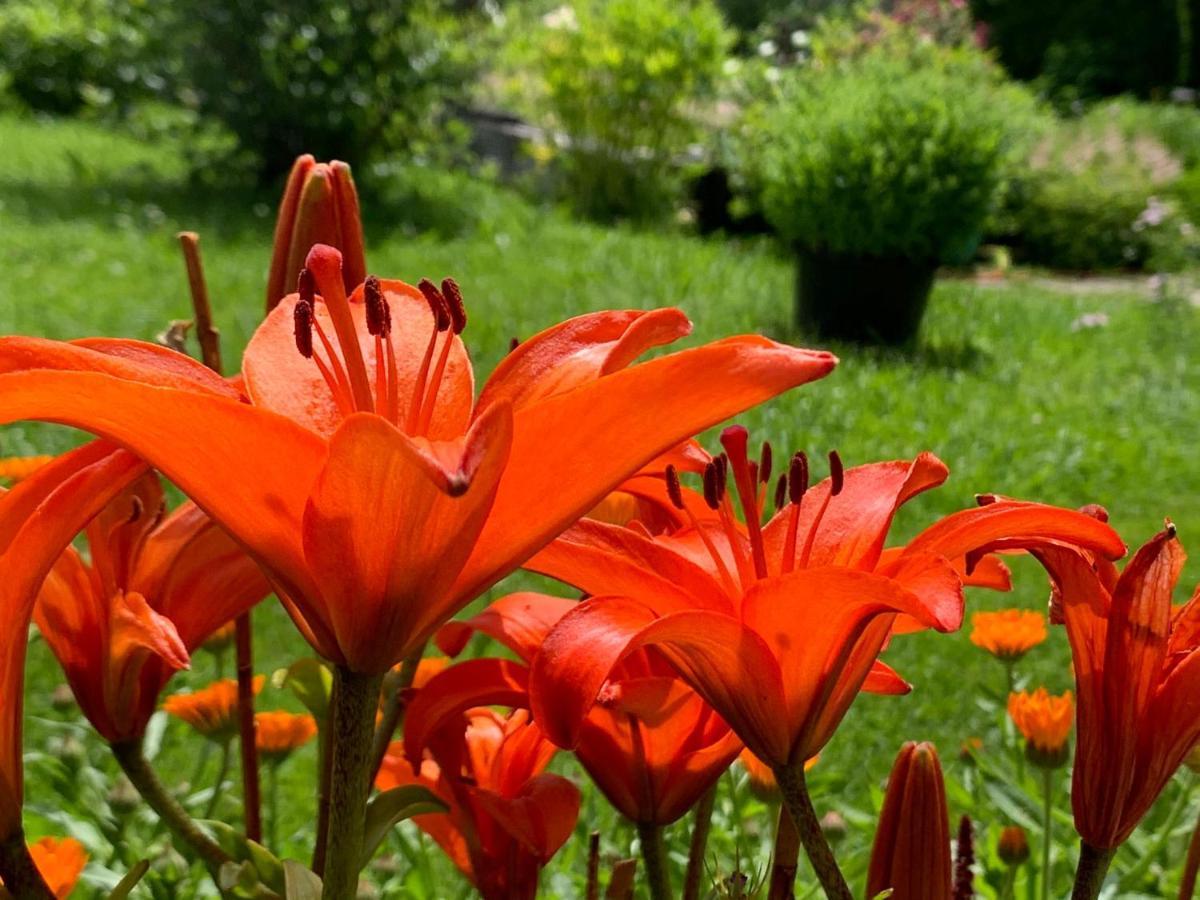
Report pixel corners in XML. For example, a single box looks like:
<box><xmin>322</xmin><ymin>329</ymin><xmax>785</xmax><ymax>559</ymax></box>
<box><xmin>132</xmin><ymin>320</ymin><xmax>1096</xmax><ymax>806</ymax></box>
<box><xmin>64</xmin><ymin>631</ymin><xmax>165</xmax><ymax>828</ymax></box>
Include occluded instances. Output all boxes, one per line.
<box><xmin>302</xmin><ymin>406</ymin><xmax>512</xmax><ymax>672</ymax></box>
<box><xmin>478</xmin><ymin>308</ymin><xmax>692</xmax><ymax>412</ymax></box>
<box><xmin>864</xmin><ymin>660</ymin><xmax>911</xmax><ymax>695</ymax></box>
<box><xmin>0</xmin><ymin>442</ymin><xmax>146</xmax><ymax>836</ymax></box>
<box><xmin>244</xmin><ymin>284</ymin><xmax>474</xmax><ymax>440</ymax></box>
<box><xmin>877</xmin><ymin>551</ymin><xmax>970</xmax><ymax>634</ymax></box>
<box><xmin>453</xmin><ymin>337</ymin><xmax>837</xmax><ymax>605</ymax></box>
<box><xmin>472</xmin><ymin>773</ymin><xmax>581</xmax><ymax>861</ymax></box>
<box><xmin>526</xmin><ymin>519</ymin><xmax>734</xmax><ymax>614</ymax></box>
<box><xmin>435</xmin><ymin>592</ymin><xmax>577</xmax><ymax>661</ymax></box>
<box><xmin>0</xmin><ymin>368</ymin><xmax>324</xmax><ymax>611</ymax></box>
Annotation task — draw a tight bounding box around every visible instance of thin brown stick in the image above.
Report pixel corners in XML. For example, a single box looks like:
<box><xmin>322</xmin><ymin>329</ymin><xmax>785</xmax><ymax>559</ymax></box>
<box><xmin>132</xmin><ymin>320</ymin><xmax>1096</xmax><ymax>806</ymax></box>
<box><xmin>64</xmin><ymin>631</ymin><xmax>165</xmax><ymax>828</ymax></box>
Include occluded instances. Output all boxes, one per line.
<box><xmin>0</xmin><ymin>829</ymin><xmax>56</xmax><ymax>899</ymax></box>
<box><xmin>768</xmin><ymin>802</ymin><xmax>801</xmax><ymax>900</ymax></box>
<box><xmin>177</xmin><ymin>232</ymin><xmax>222</xmax><ymax>372</ymax></box>
<box><xmin>586</xmin><ymin>831</ymin><xmax>602</xmax><ymax>900</ymax></box>
<box><xmin>605</xmin><ymin>858</ymin><xmax>638</xmax><ymax>899</ymax></box>
<box><xmin>683</xmin><ymin>784</ymin><xmax>718</xmax><ymax>900</ymax></box>
<box><xmin>177</xmin><ymin>231</ymin><xmax>260</xmax><ymax>843</ymax></box>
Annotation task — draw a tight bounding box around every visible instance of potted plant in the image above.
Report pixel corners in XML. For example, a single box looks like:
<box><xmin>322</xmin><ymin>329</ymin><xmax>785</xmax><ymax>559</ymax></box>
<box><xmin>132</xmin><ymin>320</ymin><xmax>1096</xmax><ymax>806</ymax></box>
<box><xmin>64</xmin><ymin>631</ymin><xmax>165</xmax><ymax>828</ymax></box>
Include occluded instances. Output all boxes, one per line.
<box><xmin>747</xmin><ymin>37</ymin><xmax>1036</xmax><ymax>344</ymax></box>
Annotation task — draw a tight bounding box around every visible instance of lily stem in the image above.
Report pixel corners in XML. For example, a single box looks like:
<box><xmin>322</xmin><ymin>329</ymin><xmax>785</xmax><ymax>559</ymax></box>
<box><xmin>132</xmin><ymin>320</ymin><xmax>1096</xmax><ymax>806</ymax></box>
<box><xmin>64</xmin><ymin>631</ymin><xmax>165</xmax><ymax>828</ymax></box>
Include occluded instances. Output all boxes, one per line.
<box><xmin>0</xmin><ymin>829</ymin><xmax>56</xmax><ymax>900</ymax></box>
<box><xmin>767</xmin><ymin>802</ymin><xmax>800</xmax><ymax>900</ymax></box>
<box><xmin>774</xmin><ymin>763</ymin><xmax>851</xmax><ymax>900</ymax></box>
<box><xmin>235</xmin><ymin>613</ymin><xmax>262</xmax><ymax>843</ymax></box>
<box><xmin>1041</xmin><ymin>767</ymin><xmax>1053</xmax><ymax>900</ymax></box>
<box><xmin>683</xmin><ymin>784</ymin><xmax>717</xmax><ymax>900</ymax></box>
<box><xmin>321</xmin><ymin>667</ymin><xmax>383</xmax><ymax>900</ymax></box>
<box><xmin>111</xmin><ymin>737</ymin><xmax>231</xmax><ymax>878</ymax></box>
<box><xmin>369</xmin><ymin>643</ymin><xmax>426</xmax><ymax>784</ymax></box>
<box><xmin>1181</xmin><ymin>801</ymin><xmax>1200</xmax><ymax>900</ymax></box>
<box><xmin>637</xmin><ymin>822</ymin><xmax>670</xmax><ymax>900</ymax></box>
<box><xmin>1070</xmin><ymin>842</ymin><xmax>1114</xmax><ymax>900</ymax></box>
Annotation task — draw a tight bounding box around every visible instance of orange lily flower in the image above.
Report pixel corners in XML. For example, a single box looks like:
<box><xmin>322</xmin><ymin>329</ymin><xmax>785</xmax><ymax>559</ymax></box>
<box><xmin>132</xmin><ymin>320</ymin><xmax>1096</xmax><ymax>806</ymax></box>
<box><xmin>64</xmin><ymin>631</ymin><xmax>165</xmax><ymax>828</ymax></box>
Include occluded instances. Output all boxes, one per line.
<box><xmin>0</xmin><ymin>248</ymin><xmax>836</xmax><ymax>675</ymax></box>
<box><xmin>527</xmin><ymin>435</ymin><xmax>1124</xmax><ymax>771</ymax></box>
<box><xmin>0</xmin><ymin>442</ymin><xmax>147</xmax><ymax>839</ymax></box>
<box><xmin>163</xmin><ymin>677</ymin><xmax>266</xmax><ymax>743</ymax></box>
<box><xmin>867</xmin><ymin>742</ymin><xmax>952</xmax><ymax>900</ymax></box>
<box><xmin>0</xmin><ymin>456</ymin><xmax>53</xmax><ymax>484</ymax></box>
<box><xmin>1030</xmin><ymin>524</ymin><xmax>1200</xmax><ymax>851</ymax></box>
<box><xmin>429</xmin><ymin>592</ymin><xmax>742</xmax><ymax>826</ymax></box>
<box><xmin>266</xmin><ymin>155</ymin><xmax>365</xmax><ymax>311</ymax></box>
<box><xmin>970</xmin><ymin>609</ymin><xmax>1047</xmax><ymax>660</ymax></box>
<box><xmin>0</xmin><ymin>837</ymin><xmax>89</xmax><ymax>899</ymax></box>
<box><xmin>33</xmin><ymin>472</ymin><xmax>270</xmax><ymax>743</ymax></box>
<box><xmin>376</xmin><ymin>707</ymin><xmax>579</xmax><ymax>900</ymax></box>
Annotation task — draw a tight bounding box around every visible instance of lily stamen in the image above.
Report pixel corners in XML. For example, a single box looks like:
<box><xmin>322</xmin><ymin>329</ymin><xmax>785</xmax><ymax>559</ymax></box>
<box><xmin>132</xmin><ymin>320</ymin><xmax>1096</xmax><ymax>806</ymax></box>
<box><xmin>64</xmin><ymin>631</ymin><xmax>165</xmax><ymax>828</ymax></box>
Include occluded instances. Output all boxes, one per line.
<box><xmin>720</xmin><ymin>426</ymin><xmax>769</xmax><ymax>579</ymax></box>
<box><xmin>411</xmin><ymin>279</ymin><xmax>451</xmax><ymax>433</ymax></box>
<box><xmin>416</xmin><ymin>278</ymin><xmax>468</xmax><ymax>436</ymax></box>
<box><xmin>797</xmin><ymin>450</ymin><xmax>845</xmax><ymax>569</ymax></box>
<box><xmin>305</xmin><ymin>246</ymin><xmax>375</xmax><ymax>414</ymax></box>
<box><xmin>781</xmin><ymin>451</ymin><xmax>809</xmax><ymax>574</ymax></box>
<box><xmin>666</xmin><ymin>464</ymin><xmax>740</xmax><ymax>597</ymax></box>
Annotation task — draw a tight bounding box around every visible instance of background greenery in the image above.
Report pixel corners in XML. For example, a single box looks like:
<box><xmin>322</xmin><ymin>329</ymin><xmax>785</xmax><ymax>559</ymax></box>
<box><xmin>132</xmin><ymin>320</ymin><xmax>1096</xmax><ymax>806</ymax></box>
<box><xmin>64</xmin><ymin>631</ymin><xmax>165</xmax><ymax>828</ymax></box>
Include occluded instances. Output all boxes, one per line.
<box><xmin>1</xmin><ymin>111</ymin><xmax>1198</xmax><ymax>898</ymax></box>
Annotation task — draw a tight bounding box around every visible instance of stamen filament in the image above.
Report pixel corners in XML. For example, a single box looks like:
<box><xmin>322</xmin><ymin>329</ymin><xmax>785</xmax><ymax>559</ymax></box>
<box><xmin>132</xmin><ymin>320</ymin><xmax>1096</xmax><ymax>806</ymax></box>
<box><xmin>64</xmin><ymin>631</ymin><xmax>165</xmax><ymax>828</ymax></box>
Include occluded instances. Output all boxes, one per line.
<box><xmin>417</xmin><ymin>328</ymin><xmax>455</xmax><ymax>435</ymax></box>
<box><xmin>407</xmin><ymin>325</ymin><xmax>441</xmax><ymax>433</ymax></box>
<box><xmin>312</xmin><ymin>317</ymin><xmax>355</xmax><ymax>416</ymax></box>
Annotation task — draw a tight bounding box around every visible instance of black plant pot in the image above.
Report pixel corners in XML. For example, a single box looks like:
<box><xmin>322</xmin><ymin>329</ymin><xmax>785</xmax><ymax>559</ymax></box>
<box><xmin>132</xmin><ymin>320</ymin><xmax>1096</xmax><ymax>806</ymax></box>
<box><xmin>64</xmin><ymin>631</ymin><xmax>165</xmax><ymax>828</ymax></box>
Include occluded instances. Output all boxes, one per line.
<box><xmin>794</xmin><ymin>248</ymin><xmax>937</xmax><ymax>346</ymax></box>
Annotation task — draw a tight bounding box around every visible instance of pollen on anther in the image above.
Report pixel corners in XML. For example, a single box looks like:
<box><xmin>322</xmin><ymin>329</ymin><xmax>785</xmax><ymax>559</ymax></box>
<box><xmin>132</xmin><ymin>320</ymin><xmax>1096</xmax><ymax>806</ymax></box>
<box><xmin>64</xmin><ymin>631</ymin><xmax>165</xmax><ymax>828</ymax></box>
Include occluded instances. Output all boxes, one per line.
<box><xmin>714</xmin><ymin>455</ymin><xmax>728</xmax><ymax>497</ymax></box>
<box><xmin>665</xmin><ymin>464</ymin><xmax>685</xmax><ymax>510</ymax></box>
<box><xmin>297</xmin><ymin>268</ymin><xmax>315</xmax><ymax>305</ymax></box>
<box><xmin>774</xmin><ymin>474</ymin><xmax>788</xmax><ymax>511</ymax></box>
<box><xmin>441</xmin><ymin>278</ymin><xmax>467</xmax><ymax>334</ymax></box>
<box><xmin>788</xmin><ymin>452</ymin><xmax>809</xmax><ymax>504</ymax></box>
<box><xmin>702</xmin><ymin>462</ymin><xmax>722</xmax><ymax>510</ymax></box>
<box><xmin>509</xmin><ymin>336</ymin><xmax>520</xmax><ymax>353</ymax></box>
<box><xmin>364</xmin><ymin>275</ymin><xmax>389</xmax><ymax>336</ymax></box>
<box><xmin>418</xmin><ymin>279</ymin><xmax>451</xmax><ymax>332</ymax></box>
<box><xmin>759</xmin><ymin>442</ymin><xmax>773</xmax><ymax>484</ymax></box>
<box><xmin>829</xmin><ymin>450</ymin><xmax>844</xmax><ymax>496</ymax></box>
<box><xmin>293</xmin><ymin>300</ymin><xmax>315</xmax><ymax>358</ymax></box>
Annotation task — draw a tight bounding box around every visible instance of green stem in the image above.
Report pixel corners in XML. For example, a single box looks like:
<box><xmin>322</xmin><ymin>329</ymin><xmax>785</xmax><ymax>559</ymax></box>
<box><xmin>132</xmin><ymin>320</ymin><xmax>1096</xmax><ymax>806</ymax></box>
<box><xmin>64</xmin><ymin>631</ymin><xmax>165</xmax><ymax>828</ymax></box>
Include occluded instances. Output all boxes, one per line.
<box><xmin>767</xmin><ymin>801</ymin><xmax>800</xmax><ymax>900</ymax></box>
<box><xmin>111</xmin><ymin>738</ymin><xmax>231</xmax><ymax>878</ymax></box>
<box><xmin>312</xmin><ymin>707</ymin><xmax>334</xmax><ymax>876</ymax></box>
<box><xmin>1070</xmin><ymin>842</ymin><xmax>1114</xmax><ymax>900</ymax></box>
<box><xmin>637</xmin><ymin>821</ymin><xmax>670</xmax><ymax>900</ymax></box>
<box><xmin>268</xmin><ymin>762</ymin><xmax>280</xmax><ymax>852</ymax></box>
<box><xmin>320</xmin><ymin>667</ymin><xmax>383</xmax><ymax>900</ymax></box>
<box><xmin>1000</xmin><ymin>865</ymin><xmax>1017</xmax><ymax>900</ymax></box>
<box><xmin>683</xmin><ymin>784</ymin><xmax>717</xmax><ymax>900</ymax></box>
<box><xmin>1041</xmin><ymin>768</ymin><xmax>1053</xmax><ymax>900</ymax></box>
<box><xmin>0</xmin><ymin>829</ymin><xmax>56</xmax><ymax>899</ymax></box>
<box><xmin>204</xmin><ymin>739</ymin><xmax>232</xmax><ymax>820</ymax></box>
<box><xmin>774</xmin><ymin>764</ymin><xmax>851</xmax><ymax>900</ymax></box>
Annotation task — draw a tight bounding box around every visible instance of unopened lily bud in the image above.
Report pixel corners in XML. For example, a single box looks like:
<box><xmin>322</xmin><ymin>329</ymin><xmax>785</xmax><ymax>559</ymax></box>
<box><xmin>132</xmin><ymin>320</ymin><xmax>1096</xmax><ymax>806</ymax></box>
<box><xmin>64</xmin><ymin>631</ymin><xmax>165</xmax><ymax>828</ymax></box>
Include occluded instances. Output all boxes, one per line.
<box><xmin>997</xmin><ymin>826</ymin><xmax>1030</xmax><ymax>866</ymax></box>
<box><xmin>266</xmin><ymin>155</ymin><xmax>366</xmax><ymax>311</ymax></box>
<box><xmin>50</xmin><ymin>683</ymin><xmax>76</xmax><ymax>712</ymax></box>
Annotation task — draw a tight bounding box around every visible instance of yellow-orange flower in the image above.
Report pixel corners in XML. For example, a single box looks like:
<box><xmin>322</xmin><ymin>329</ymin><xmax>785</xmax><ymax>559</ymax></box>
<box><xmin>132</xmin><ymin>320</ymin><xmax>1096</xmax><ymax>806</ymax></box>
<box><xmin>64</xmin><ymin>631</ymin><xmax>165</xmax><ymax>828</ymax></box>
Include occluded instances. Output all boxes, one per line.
<box><xmin>970</xmin><ymin>610</ymin><xmax>1046</xmax><ymax>660</ymax></box>
<box><xmin>28</xmin><ymin>836</ymin><xmax>87</xmax><ymax>899</ymax></box>
<box><xmin>0</xmin><ymin>456</ymin><xmax>53</xmax><ymax>484</ymax></box>
<box><xmin>1008</xmin><ymin>688</ymin><xmax>1073</xmax><ymax>767</ymax></box>
<box><xmin>255</xmin><ymin>711</ymin><xmax>317</xmax><ymax>761</ymax></box>
<box><xmin>200</xmin><ymin>621</ymin><xmax>237</xmax><ymax>654</ymax></box>
<box><xmin>163</xmin><ymin>677</ymin><xmax>264</xmax><ymax>741</ymax></box>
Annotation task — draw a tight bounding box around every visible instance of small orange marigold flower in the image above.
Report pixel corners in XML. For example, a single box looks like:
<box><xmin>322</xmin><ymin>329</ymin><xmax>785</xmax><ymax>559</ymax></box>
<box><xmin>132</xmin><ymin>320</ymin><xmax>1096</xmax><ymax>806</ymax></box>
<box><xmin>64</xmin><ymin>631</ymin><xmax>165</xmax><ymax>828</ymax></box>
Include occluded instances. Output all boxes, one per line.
<box><xmin>27</xmin><ymin>836</ymin><xmax>88</xmax><ymax>899</ymax></box>
<box><xmin>0</xmin><ymin>455</ymin><xmax>54</xmax><ymax>484</ymax></box>
<box><xmin>255</xmin><ymin>711</ymin><xmax>318</xmax><ymax>761</ymax></box>
<box><xmin>200</xmin><ymin>621</ymin><xmax>237</xmax><ymax>655</ymax></box>
<box><xmin>970</xmin><ymin>609</ymin><xmax>1047</xmax><ymax>660</ymax></box>
<box><xmin>997</xmin><ymin>826</ymin><xmax>1030</xmax><ymax>866</ymax></box>
<box><xmin>163</xmin><ymin>676</ymin><xmax>265</xmax><ymax>742</ymax></box>
<box><xmin>1008</xmin><ymin>687</ymin><xmax>1073</xmax><ymax>769</ymax></box>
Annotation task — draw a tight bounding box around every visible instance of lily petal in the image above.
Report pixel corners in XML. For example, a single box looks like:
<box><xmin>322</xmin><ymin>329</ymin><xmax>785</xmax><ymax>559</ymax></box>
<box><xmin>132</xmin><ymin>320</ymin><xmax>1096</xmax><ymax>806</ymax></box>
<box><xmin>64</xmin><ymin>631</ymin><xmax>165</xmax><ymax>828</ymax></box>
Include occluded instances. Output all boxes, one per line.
<box><xmin>435</xmin><ymin>592</ymin><xmax>577</xmax><ymax>662</ymax></box>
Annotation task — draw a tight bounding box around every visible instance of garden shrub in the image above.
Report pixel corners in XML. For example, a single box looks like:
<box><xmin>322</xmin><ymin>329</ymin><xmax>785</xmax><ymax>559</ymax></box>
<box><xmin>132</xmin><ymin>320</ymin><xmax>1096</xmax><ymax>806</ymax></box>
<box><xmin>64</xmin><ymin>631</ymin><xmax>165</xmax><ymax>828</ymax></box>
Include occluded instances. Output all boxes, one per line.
<box><xmin>0</xmin><ymin>0</ymin><xmax>164</xmax><ymax>115</ymax></box>
<box><xmin>526</xmin><ymin>0</ymin><xmax>732</xmax><ymax>221</ymax></box>
<box><xmin>1007</xmin><ymin>101</ymin><xmax>1200</xmax><ymax>271</ymax></box>
<box><xmin>747</xmin><ymin>38</ymin><xmax>1038</xmax><ymax>263</ymax></box>
<box><xmin>160</xmin><ymin>0</ymin><xmax>478</xmax><ymax>179</ymax></box>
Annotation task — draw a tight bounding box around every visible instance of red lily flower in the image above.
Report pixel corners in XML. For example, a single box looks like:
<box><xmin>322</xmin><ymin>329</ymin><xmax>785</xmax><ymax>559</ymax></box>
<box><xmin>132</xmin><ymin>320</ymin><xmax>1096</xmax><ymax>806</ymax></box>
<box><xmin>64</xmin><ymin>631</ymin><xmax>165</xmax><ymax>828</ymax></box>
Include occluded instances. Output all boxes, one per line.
<box><xmin>0</xmin><ymin>442</ymin><xmax>147</xmax><ymax>838</ymax></box>
<box><xmin>1031</xmin><ymin>524</ymin><xmax>1200</xmax><ymax>850</ymax></box>
<box><xmin>33</xmin><ymin>472</ymin><xmax>270</xmax><ymax>743</ymax></box>
<box><xmin>265</xmin><ymin>155</ymin><xmax>365</xmax><ymax>311</ymax></box>
<box><xmin>429</xmin><ymin>591</ymin><xmax>742</xmax><ymax>826</ymax></box>
<box><xmin>376</xmin><ymin>707</ymin><xmax>579</xmax><ymax>900</ymax></box>
<box><xmin>866</xmin><ymin>742</ymin><xmax>952</xmax><ymax>900</ymax></box>
<box><xmin>527</xmin><ymin>434</ymin><xmax>1124</xmax><ymax>770</ymax></box>
<box><xmin>0</xmin><ymin>249</ymin><xmax>836</xmax><ymax>674</ymax></box>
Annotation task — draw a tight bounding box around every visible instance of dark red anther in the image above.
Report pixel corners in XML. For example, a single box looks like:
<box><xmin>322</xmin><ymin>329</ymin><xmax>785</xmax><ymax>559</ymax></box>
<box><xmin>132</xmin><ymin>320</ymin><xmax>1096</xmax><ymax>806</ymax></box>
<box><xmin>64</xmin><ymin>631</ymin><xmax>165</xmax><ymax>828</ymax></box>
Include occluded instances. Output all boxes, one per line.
<box><xmin>127</xmin><ymin>496</ymin><xmax>144</xmax><ymax>524</ymax></box>
<box><xmin>509</xmin><ymin>336</ymin><xmax>520</xmax><ymax>353</ymax></box>
<box><xmin>702</xmin><ymin>462</ymin><xmax>722</xmax><ymax>510</ymax></box>
<box><xmin>1166</xmin><ymin>519</ymin><xmax>1178</xmax><ymax>538</ymax></box>
<box><xmin>828</xmin><ymin>450</ymin><xmax>844</xmax><ymax>496</ymax></box>
<box><xmin>293</xmin><ymin>299</ymin><xmax>314</xmax><ymax>358</ymax></box>
<box><xmin>759</xmin><ymin>441</ymin><xmax>773</xmax><ymax>484</ymax></box>
<box><xmin>714</xmin><ymin>454</ymin><xmax>728</xmax><ymax>498</ymax></box>
<box><xmin>665</xmin><ymin>464</ymin><xmax>685</xmax><ymax>510</ymax></box>
<box><xmin>774</xmin><ymin>474</ymin><xmax>788</xmax><ymax>511</ymax></box>
<box><xmin>364</xmin><ymin>275</ymin><xmax>389</xmax><ymax>336</ymax></box>
<box><xmin>788</xmin><ymin>452</ymin><xmax>809</xmax><ymax>504</ymax></box>
<box><xmin>441</xmin><ymin>277</ymin><xmax>467</xmax><ymax>334</ymax></box>
<box><xmin>975</xmin><ymin>493</ymin><xmax>999</xmax><ymax>507</ymax></box>
<box><xmin>297</xmin><ymin>267</ymin><xmax>315</xmax><ymax>305</ymax></box>
<box><xmin>418</xmin><ymin>279</ymin><xmax>451</xmax><ymax>332</ymax></box>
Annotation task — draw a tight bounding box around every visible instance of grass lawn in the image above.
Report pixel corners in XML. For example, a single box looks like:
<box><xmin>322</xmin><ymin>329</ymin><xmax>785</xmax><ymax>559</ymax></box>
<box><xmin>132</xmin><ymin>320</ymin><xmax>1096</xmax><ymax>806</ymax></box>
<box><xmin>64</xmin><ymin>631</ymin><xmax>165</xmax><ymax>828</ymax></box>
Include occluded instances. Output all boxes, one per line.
<box><xmin>2</xmin><ymin>112</ymin><xmax>1199</xmax><ymax>898</ymax></box>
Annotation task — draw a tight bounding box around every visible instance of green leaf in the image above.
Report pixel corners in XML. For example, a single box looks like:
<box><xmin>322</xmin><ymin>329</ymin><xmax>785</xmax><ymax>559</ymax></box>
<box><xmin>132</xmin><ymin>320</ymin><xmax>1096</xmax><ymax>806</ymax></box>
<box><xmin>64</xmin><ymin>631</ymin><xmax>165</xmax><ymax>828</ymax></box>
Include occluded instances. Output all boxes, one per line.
<box><xmin>272</xmin><ymin>659</ymin><xmax>333</xmax><ymax>721</ymax></box>
<box><xmin>360</xmin><ymin>785</ymin><xmax>447</xmax><ymax>867</ymax></box>
<box><xmin>106</xmin><ymin>859</ymin><xmax>149</xmax><ymax>900</ymax></box>
<box><xmin>282</xmin><ymin>860</ymin><xmax>323</xmax><ymax>900</ymax></box>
